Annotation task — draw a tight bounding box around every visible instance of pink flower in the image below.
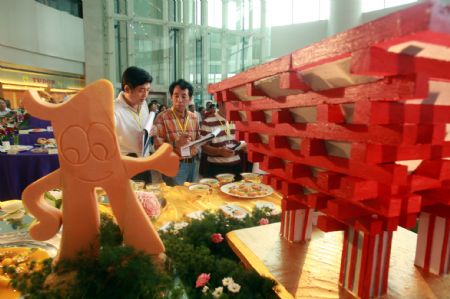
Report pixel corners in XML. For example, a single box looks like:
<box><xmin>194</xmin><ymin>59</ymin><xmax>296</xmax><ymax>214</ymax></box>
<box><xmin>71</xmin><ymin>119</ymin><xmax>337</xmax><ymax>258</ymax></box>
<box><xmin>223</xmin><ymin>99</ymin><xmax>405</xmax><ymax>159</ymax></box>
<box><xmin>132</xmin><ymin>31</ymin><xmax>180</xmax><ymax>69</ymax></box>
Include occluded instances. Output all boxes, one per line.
<box><xmin>259</xmin><ymin>218</ymin><xmax>269</xmax><ymax>225</ymax></box>
<box><xmin>135</xmin><ymin>191</ymin><xmax>161</xmax><ymax>218</ymax></box>
<box><xmin>195</xmin><ymin>273</ymin><xmax>211</xmax><ymax>288</ymax></box>
<box><xmin>211</xmin><ymin>233</ymin><xmax>224</xmax><ymax>244</ymax></box>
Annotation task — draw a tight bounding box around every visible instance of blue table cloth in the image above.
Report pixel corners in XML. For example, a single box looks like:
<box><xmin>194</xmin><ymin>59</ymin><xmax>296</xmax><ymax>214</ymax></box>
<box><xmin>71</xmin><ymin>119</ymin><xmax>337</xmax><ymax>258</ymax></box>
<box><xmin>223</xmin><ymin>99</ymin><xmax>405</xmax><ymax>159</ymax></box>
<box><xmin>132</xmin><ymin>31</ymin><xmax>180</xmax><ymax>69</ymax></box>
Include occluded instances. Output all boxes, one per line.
<box><xmin>24</xmin><ymin>116</ymin><xmax>51</xmax><ymax>129</ymax></box>
<box><xmin>0</xmin><ymin>151</ymin><xmax>59</xmax><ymax>201</ymax></box>
<box><xmin>19</xmin><ymin>131</ymin><xmax>54</xmax><ymax>146</ymax></box>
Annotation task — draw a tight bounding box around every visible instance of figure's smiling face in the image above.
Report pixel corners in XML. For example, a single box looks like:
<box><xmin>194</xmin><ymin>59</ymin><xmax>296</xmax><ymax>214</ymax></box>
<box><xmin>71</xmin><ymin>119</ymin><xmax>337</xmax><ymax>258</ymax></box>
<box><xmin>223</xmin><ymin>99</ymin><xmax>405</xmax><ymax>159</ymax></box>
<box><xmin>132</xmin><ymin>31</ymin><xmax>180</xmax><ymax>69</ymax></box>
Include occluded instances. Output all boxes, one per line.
<box><xmin>59</xmin><ymin>123</ymin><xmax>118</xmax><ymax>182</ymax></box>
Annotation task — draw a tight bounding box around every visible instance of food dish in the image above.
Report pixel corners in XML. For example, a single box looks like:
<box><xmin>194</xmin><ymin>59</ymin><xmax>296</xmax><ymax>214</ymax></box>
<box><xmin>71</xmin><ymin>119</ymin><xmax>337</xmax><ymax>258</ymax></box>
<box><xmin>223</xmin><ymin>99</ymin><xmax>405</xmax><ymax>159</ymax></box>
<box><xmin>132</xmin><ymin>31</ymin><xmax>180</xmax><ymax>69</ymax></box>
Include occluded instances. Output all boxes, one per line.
<box><xmin>188</xmin><ymin>184</ymin><xmax>211</xmax><ymax>193</ymax></box>
<box><xmin>0</xmin><ymin>246</ymin><xmax>52</xmax><ymax>287</ymax></box>
<box><xmin>255</xmin><ymin>201</ymin><xmax>281</xmax><ymax>214</ymax></box>
<box><xmin>199</xmin><ymin>178</ymin><xmax>219</xmax><ymax>187</ymax></box>
<box><xmin>241</xmin><ymin>172</ymin><xmax>262</xmax><ymax>183</ymax></box>
<box><xmin>219</xmin><ymin>204</ymin><xmax>248</xmax><ymax>219</ymax></box>
<box><xmin>216</xmin><ymin>173</ymin><xmax>235</xmax><ymax>184</ymax></box>
<box><xmin>220</xmin><ymin>182</ymin><xmax>273</xmax><ymax>199</ymax></box>
<box><xmin>185</xmin><ymin>210</ymin><xmax>205</xmax><ymax>220</ymax></box>
<box><xmin>30</xmin><ymin>128</ymin><xmax>47</xmax><ymax>133</ymax></box>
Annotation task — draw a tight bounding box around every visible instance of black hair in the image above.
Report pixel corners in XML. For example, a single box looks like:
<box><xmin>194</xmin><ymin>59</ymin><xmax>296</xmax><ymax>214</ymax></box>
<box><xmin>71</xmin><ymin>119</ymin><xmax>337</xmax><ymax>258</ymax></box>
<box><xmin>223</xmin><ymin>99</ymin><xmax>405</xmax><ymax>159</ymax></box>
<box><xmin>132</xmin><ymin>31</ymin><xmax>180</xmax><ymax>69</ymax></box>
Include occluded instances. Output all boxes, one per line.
<box><xmin>169</xmin><ymin>79</ymin><xmax>193</xmax><ymax>97</ymax></box>
<box><xmin>121</xmin><ymin>66</ymin><xmax>153</xmax><ymax>91</ymax></box>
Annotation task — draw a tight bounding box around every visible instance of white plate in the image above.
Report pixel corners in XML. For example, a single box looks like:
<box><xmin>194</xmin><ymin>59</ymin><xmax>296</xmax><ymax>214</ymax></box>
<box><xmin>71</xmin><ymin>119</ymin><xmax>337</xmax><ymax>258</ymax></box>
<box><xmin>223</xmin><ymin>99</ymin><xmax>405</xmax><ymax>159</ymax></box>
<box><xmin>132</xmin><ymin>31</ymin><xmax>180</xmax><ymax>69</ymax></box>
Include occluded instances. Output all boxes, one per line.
<box><xmin>220</xmin><ymin>204</ymin><xmax>248</xmax><ymax>219</ymax></box>
<box><xmin>220</xmin><ymin>182</ymin><xmax>273</xmax><ymax>199</ymax></box>
<box><xmin>158</xmin><ymin>221</ymin><xmax>189</xmax><ymax>232</ymax></box>
<box><xmin>29</xmin><ymin>128</ymin><xmax>47</xmax><ymax>133</ymax></box>
<box><xmin>185</xmin><ymin>210</ymin><xmax>205</xmax><ymax>220</ymax></box>
<box><xmin>255</xmin><ymin>201</ymin><xmax>281</xmax><ymax>215</ymax></box>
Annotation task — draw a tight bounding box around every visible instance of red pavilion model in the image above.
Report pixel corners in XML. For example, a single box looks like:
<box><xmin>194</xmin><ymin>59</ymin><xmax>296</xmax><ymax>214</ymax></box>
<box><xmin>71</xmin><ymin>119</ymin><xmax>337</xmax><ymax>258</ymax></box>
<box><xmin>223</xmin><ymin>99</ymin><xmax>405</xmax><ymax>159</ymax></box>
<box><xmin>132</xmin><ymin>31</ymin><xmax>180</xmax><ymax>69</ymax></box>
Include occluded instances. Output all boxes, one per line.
<box><xmin>208</xmin><ymin>2</ymin><xmax>450</xmax><ymax>298</ymax></box>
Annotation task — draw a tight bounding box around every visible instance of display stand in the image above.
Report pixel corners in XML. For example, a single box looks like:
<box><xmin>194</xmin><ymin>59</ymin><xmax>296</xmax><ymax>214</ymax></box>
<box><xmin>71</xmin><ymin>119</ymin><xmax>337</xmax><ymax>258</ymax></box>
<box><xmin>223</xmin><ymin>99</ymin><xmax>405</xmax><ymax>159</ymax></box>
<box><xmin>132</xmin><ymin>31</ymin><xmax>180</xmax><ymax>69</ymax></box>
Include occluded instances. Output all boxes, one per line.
<box><xmin>227</xmin><ymin>223</ymin><xmax>450</xmax><ymax>299</ymax></box>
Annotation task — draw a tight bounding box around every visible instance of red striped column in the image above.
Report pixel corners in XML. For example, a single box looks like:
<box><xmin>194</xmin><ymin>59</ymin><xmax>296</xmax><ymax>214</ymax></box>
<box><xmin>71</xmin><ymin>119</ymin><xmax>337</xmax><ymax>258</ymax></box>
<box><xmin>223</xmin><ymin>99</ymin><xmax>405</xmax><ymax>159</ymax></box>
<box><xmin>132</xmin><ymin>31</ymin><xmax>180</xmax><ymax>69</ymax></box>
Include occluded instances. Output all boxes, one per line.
<box><xmin>415</xmin><ymin>212</ymin><xmax>450</xmax><ymax>275</ymax></box>
<box><xmin>280</xmin><ymin>199</ymin><xmax>313</xmax><ymax>242</ymax></box>
<box><xmin>340</xmin><ymin>227</ymin><xmax>393</xmax><ymax>299</ymax></box>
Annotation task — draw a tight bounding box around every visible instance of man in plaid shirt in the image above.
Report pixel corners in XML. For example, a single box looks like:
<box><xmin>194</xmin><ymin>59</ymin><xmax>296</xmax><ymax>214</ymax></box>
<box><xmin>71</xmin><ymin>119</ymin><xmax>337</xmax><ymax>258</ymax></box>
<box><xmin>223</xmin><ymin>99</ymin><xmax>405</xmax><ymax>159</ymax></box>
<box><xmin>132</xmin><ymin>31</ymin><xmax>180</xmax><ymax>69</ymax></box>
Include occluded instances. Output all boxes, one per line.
<box><xmin>153</xmin><ymin>79</ymin><xmax>200</xmax><ymax>186</ymax></box>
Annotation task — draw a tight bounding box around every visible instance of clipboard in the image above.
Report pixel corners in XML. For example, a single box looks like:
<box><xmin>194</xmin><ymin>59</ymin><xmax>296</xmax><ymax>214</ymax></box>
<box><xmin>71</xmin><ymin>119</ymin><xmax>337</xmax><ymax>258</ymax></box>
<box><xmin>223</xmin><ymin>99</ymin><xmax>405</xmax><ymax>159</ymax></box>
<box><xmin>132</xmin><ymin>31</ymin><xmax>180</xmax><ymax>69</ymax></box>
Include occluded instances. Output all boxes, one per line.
<box><xmin>180</xmin><ymin>127</ymin><xmax>221</xmax><ymax>157</ymax></box>
<box><xmin>141</xmin><ymin>111</ymin><xmax>156</xmax><ymax>156</ymax></box>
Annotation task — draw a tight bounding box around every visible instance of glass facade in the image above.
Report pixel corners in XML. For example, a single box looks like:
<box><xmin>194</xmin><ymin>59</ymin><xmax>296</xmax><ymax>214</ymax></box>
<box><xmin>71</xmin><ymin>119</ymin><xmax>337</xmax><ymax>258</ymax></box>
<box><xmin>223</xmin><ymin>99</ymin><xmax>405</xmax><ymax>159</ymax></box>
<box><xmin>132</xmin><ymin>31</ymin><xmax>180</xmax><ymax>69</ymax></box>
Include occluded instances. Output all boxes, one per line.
<box><xmin>109</xmin><ymin>0</ymin><xmax>268</xmax><ymax>105</ymax></box>
<box><xmin>35</xmin><ymin>0</ymin><xmax>83</xmax><ymax>17</ymax></box>
<box><xmin>133</xmin><ymin>23</ymin><xmax>165</xmax><ymax>85</ymax></box>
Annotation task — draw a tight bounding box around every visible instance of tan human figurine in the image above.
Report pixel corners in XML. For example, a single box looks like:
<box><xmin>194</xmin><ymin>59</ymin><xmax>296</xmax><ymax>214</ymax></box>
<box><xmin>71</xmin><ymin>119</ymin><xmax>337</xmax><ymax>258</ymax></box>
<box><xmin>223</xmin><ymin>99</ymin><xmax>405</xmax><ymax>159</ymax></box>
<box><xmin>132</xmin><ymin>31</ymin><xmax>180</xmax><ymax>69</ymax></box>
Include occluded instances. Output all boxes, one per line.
<box><xmin>21</xmin><ymin>80</ymin><xmax>179</xmax><ymax>260</ymax></box>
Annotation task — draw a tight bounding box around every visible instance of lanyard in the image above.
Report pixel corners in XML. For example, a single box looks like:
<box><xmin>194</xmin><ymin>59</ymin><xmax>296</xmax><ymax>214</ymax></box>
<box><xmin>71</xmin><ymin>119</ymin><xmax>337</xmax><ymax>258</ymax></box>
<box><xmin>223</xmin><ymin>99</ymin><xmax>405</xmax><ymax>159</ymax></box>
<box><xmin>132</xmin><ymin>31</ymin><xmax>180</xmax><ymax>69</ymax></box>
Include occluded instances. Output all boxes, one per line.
<box><xmin>128</xmin><ymin>107</ymin><xmax>142</xmax><ymax>130</ymax></box>
<box><xmin>171</xmin><ymin>108</ymin><xmax>190</xmax><ymax>133</ymax></box>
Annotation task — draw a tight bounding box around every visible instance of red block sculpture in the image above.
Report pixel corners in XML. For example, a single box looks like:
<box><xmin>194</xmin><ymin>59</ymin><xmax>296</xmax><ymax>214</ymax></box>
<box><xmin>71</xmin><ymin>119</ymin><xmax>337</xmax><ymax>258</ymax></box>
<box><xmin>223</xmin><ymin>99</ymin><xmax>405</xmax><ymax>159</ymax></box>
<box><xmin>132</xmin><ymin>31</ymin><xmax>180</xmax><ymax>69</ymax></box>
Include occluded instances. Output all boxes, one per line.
<box><xmin>208</xmin><ymin>2</ymin><xmax>450</xmax><ymax>298</ymax></box>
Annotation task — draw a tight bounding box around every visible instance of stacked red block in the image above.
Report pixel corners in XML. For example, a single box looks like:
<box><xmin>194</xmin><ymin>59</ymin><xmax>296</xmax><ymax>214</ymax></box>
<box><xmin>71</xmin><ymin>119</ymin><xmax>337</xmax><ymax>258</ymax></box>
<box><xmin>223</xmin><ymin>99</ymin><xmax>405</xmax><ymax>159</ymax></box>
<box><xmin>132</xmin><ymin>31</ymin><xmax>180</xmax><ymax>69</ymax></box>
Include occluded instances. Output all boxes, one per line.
<box><xmin>209</xmin><ymin>2</ymin><xmax>450</xmax><ymax>298</ymax></box>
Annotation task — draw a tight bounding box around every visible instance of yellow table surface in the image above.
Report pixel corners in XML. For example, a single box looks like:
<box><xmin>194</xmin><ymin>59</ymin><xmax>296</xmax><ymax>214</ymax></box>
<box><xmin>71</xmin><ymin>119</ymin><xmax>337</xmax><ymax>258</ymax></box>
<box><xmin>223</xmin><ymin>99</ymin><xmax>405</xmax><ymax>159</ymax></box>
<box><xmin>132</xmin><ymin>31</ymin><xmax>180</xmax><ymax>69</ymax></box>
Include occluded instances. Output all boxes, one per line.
<box><xmin>227</xmin><ymin>223</ymin><xmax>450</xmax><ymax>299</ymax></box>
<box><xmin>153</xmin><ymin>183</ymin><xmax>282</xmax><ymax>228</ymax></box>
<box><xmin>0</xmin><ymin>183</ymin><xmax>281</xmax><ymax>299</ymax></box>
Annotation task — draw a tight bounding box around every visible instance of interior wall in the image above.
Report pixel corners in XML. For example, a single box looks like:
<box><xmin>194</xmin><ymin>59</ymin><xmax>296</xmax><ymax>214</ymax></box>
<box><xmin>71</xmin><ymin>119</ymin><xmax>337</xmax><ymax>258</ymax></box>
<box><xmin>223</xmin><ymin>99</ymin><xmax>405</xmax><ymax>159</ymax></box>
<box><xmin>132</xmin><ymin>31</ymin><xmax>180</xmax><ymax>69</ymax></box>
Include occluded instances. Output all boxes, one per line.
<box><xmin>0</xmin><ymin>0</ymin><xmax>85</xmax><ymax>75</ymax></box>
<box><xmin>270</xmin><ymin>21</ymin><xmax>328</xmax><ymax>58</ymax></box>
<box><xmin>269</xmin><ymin>1</ymin><xmax>425</xmax><ymax>60</ymax></box>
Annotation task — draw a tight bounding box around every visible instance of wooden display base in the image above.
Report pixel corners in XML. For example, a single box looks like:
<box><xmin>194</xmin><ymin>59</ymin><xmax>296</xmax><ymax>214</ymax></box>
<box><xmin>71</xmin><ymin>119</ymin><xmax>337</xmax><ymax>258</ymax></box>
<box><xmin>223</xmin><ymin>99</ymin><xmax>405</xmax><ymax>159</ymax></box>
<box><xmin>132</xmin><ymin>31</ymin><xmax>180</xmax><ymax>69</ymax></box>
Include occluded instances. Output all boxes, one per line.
<box><xmin>226</xmin><ymin>223</ymin><xmax>450</xmax><ymax>298</ymax></box>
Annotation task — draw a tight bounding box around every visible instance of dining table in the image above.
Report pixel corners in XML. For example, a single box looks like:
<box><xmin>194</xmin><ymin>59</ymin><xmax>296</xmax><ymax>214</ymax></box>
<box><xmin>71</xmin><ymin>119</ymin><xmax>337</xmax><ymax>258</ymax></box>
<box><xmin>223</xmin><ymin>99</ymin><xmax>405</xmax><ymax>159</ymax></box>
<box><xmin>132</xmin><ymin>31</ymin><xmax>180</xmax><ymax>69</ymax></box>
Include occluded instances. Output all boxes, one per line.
<box><xmin>0</xmin><ymin>181</ymin><xmax>281</xmax><ymax>298</ymax></box>
<box><xmin>17</xmin><ymin>130</ymin><xmax>54</xmax><ymax>146</ymax></box>
<box><xmin>0</xmin><ymin>150</ymin><xmax>59</xmax><ymax>201</ymax></box>
<box><xmin>152</xmin><ymin>182</ymin><xmax>282</xmax><ymax>229</ymax></box>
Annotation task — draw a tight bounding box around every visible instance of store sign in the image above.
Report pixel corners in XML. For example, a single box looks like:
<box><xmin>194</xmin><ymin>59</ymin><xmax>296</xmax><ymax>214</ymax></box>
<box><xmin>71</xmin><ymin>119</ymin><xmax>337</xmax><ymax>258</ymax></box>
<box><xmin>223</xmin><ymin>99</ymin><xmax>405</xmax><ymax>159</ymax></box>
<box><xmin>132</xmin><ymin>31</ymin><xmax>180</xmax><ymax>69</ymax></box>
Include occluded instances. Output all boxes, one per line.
<box><xmin>31</xmin><ymin>77</ymin><xmax>56</xmax><ymax>86</ymax></box>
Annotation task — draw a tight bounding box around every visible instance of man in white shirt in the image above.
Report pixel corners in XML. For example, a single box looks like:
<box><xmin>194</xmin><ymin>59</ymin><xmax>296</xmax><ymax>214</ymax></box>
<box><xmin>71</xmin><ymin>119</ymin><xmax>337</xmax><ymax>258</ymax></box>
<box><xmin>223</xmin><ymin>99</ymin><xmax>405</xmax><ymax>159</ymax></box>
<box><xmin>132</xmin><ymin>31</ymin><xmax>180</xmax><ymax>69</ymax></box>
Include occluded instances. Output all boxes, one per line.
<box><xmin>114</xmin><ymin>66</ymin><xmax>153</xmax><ymax>183</ymax></box>
<box><xmin>0</xmin><ymin>98</ymin><xmax>11</xmax><ymax>117</ymax></box>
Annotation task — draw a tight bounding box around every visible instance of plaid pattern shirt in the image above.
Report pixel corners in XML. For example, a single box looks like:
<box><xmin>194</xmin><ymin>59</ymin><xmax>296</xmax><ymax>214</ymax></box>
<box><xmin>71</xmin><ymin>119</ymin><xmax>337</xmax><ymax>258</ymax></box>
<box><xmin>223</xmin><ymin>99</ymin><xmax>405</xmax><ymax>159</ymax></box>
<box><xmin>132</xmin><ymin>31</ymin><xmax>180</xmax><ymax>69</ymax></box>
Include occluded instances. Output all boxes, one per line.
<box><xmin>153</xmin><ymin>108</ymin><xmax>200</xmax><ymax>157</ymax></box>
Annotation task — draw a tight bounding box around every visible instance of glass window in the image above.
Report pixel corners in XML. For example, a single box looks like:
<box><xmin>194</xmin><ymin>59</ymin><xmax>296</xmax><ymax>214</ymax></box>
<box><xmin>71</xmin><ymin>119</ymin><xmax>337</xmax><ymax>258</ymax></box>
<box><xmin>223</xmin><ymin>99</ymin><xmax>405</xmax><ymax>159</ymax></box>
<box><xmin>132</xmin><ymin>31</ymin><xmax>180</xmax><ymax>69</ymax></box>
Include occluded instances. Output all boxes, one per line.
<box><xmin>208</xmin><ymin>32</ymin><xmax>223</xmax><ymax>83</ymax></box>
<box><xmin>243</xmin><ymin>0</ymin><xmax>250</xmax><ymax>30</ymax></box>
<box><xmin>208</xmin><ymin>0</ymin><xmax>222</xmax><ymax>28</ymax></box>
<box><xmin>35</xmin><ymin>0</ymin><xmax>83</xmax><ymax>17</ymax></box>
<box><xmin>168</xmin><ymin>0</ymin><xmax>184</xmax><ymax>22</ymax></box>
<box><xmin>134</xmin><ymin>0</ymin><xmax>163</xmax><ymax>19</ymax></box>
<box><xmin>266</xmin><ymin>0</ymin><xmax>330</xmax><ymax>26</ymax></box>
<box><xmin>362</xmin><ymin>0</ymin><xmax>417</xmax><ymax>13</ymax></box>
<box><xmin>293</xmin><ymin>0</ymin><xmax>320</xmax><ymax>24</ymax></box>
<box><xmin>362</xmin><ymin>0</ymin><xmax>385</xmax><ymax>12</ymax></box>
<box><xmin>114</xmin><ymin>0</ymin><xmax>127</xmax><ymax>14</ymax></box>
<box><xmin>115</xmin><ymin>20</ymin><xmax>129</xmax><ymax>84</ymax></box>
<box><xmin>319</xmin><ymin>0</ymin><xmax>330</xmax><ymax>20</ymax></box>
<box><xmin>195</xmin><ymin>0</ymin><xmax>202</xmax><ymax>25</ymax></box>
<box><xmin>169</xmin><ymin>28</ymin><xmax>182</xmax><ymax>83</ymax></box>
<box><xmin>195</xmin><ymin>37</ymin><xmax>203</xmax><ymax>84</ymax></box>
<box><xmin>266</xmin><ymin>0</ymin><xmax>292</xmax><ymax>27</ymax></box>
<box><xmin>186</xmin><ymin>29</ymin><xmax>202</xmax><ymax>85</ymax></box>
<box><xmin>252</xmin><ymin>0</ymin><xmax>261</xmax><ymax>29</ymax></box>
<box><xmin>133</xmin><ymin>23</ymin><xmax>165</xmax><ymax>85</ymax></box>
<box><xmin>226</xmin><ymin>34</ymin><xmax>242</xmax><ymax>75</ymax></box>
<box><xmin>227</xmin><ymin>0</ymin><xmax>244</xmax><ymax>30</ymax></box>
<box><xmin>384</xmin><ymin>0</ymin><xmax>418</xmax><ymax>9</ymax></box>
<box><xmin>251</xmin><ymin>37</ymin><xmax>262</xmax><ymax>66</ymax></box>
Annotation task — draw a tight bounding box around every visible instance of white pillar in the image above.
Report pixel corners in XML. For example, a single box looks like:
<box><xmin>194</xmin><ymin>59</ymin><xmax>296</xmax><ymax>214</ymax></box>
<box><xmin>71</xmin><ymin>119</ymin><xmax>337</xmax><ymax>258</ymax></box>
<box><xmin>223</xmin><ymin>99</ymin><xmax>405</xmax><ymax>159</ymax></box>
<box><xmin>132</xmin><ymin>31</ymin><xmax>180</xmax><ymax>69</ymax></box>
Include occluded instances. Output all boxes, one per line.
<box><xmin>328</xmin><ymin>0</ymin><xmax>362</xmax><ymax>36</ymax></box>
<box><xmin>83</xmin><ymin>0</ymin><xmax>109</xmax><ymax>84</ymax></box>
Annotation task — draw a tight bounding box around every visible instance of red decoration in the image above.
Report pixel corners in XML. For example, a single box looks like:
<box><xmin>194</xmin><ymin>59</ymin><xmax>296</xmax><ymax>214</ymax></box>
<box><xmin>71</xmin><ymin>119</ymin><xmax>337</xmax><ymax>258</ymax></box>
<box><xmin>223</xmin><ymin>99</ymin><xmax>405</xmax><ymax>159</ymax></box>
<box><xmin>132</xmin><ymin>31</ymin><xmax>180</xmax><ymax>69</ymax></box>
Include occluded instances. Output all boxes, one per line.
<box><xmin>208</xmin><ymin>2</ymin><xmax>450</xmax><ymax>298</ymax></box>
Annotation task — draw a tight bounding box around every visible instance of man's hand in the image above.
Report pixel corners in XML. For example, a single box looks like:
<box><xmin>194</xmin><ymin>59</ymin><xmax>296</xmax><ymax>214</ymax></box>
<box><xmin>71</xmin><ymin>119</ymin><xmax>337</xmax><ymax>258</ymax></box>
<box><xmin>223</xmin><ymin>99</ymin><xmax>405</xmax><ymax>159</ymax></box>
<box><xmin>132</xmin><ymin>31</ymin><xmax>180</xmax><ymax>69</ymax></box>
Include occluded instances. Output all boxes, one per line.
<box><xmin>150</xmin><ymin>126</ymin><xmax>158</xmax><ymax>137</ymax></box>
<box><xmin>175</xmin><ymin>133</ymin><xmax>191</xmax><ymax>148</ymax></box>
<box><xmin>190</xmin><ymin>146</ymin><xmax>198</xmax><ymax>156</ymax></box>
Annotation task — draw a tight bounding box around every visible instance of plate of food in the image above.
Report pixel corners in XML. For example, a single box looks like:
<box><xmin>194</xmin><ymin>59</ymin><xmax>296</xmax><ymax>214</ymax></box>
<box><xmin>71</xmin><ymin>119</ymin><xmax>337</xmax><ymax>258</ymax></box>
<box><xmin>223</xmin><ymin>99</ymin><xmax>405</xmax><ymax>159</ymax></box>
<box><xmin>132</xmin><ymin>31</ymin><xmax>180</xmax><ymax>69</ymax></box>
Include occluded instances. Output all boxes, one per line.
<box><xmin>185</xmin><ymin>210</ymin><xmax>205</xmax><ymax>220</ymax></box>
<box><xmin>216</xmin><ymin>173</ymin><xmax>235</xmax><ymax>185</ymax></box>
<box><xmin>240</xmin><ymin>172</ymin><xmax>263</xmax><ymax>183</ymax></box>
<box><xmin>220</xmin><ymin>182</ymin><xmax>273</xmax><ymax>199</ymax></box>
<box><xmin>219</xmin><ymin>204</ymin><xmax>248</xmax><ymax>219</ymax></box>
<box><xmin>199</xmin><ymin>178</ymin><xmax>219</xmax><ymax>187</ymax></box>
<box><xmin>255</xmin><ymin>201</ymin><xmax>281</xmax><ymax>214</ymax></box>
<box><xmin>30</xmin><ymin>128</ymin><xmax>47</xmax><ymax>133</ymax></box>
